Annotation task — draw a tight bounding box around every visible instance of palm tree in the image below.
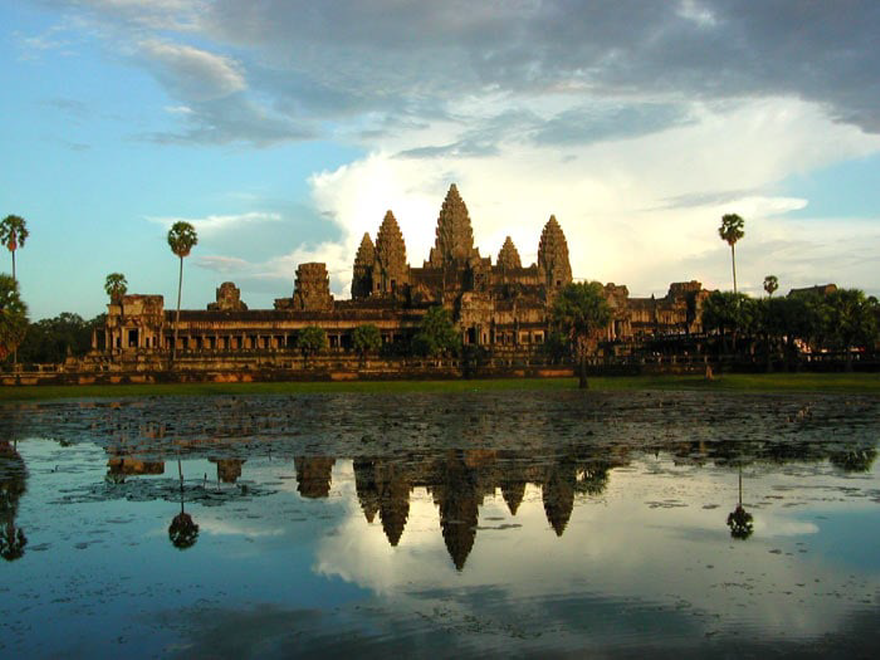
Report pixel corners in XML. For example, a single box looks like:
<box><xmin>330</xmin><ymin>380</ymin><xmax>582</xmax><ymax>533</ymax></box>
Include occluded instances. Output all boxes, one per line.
<box><xmin>763</xmin><ymin>275</ymin><xmax>778</xmax><ymax>297</ymax></box>
<box><xmin>0</xmin><ymin>274</ymin><xmax>28</xmax><ymax>363</ymax></box>
<box><xmin>104</xmin><ymin>272</ymin><xmax>128</xmax><ymax>303</ymax></box>
<box><xmin>0</xmin><ymin>215</ymin><xmax>28</xmax><ymax>283</ymax></box>
<box><xmin>166</xmin><ymin>222</ymin><xmax>198</xmax><ymax>363</ymax></box>
<box><xmin>551</xmin><ymin>281</ymin><xmax>612</xmax><ymax>389</ymax></box>
<box><xmin>718</xmin><ymin>214</ymin><xmax>745</xmax><ymax>294</ymax></box>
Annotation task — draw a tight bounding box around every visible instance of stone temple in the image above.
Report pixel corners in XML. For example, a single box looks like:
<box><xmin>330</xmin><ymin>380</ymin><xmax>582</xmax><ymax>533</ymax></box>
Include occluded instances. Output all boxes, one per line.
<box><xmin>93</xmin><ymin>185</ymin><xmax>709</xmax><ymax>364</ymax></box>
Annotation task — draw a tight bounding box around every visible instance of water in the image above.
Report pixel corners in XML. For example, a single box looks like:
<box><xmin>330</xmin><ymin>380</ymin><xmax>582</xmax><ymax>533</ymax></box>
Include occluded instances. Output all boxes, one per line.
<box><xmin>1</xmin><ymin>391</ymin><xmax>879</xmax><ymax>658</ymax></box>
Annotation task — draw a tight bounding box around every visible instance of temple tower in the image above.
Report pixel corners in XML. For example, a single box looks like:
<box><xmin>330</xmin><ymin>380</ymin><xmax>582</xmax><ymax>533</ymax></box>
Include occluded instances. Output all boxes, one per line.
<box><xmin>537</xmin><ymin>215</ymin><xmax>572</xmax><ymax>291</ymax></box>
<box><xmin>428</xmin><ymin>184</ymin><xmax>480</xmax><ymax>268</ymax></box>
<box><xmin>372</xmin><ymin>210</ymin><xmax>409</xmax><ymax>297</ymax></box>
<box><xmin>496</xmin><ymin>236</ymin><xmax>522</xmax><ymax>270</ymax></box>
<box><xmin>207</xmin><ymin>281</ymin><xmax>248</xmax><ymax>311</ymax></box>
<box><xmin>293</xmin><ymin>263</ymin><xmax>333</xmax><ymax>311</ymax></box>
<box><xmin>351</xmin><ymin>233</ymin><xmax>375</xmax><ymax>299</ymax></box>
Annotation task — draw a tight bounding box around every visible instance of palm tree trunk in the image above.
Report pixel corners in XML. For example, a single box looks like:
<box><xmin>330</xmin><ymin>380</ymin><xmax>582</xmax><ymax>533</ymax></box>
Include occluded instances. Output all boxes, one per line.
<box><xmin>173</xmin><ymin>256</ymin><xmax>183</xmax><ymax>364</ymax></box>
<box><xmin>730</xmin><ymin>244</ymin><xmax>737</xmax><ymax>294</ymax></box>
<box><xmin>11</xmin><ymin>249</ymin><xmax>17</xmax><ymax>368</ymax></box>
<box><xmin>578</xmin><ymin>354</ymin><xmax>588</xmax><ymax>389</ymax></box>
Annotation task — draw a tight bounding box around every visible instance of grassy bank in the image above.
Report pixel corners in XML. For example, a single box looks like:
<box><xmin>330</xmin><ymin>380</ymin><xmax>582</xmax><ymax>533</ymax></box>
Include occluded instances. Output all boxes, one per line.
<box><xmin>1</xmin><ymin>373</ymin><xmax>879</xmax><ymax>402</ymax></box>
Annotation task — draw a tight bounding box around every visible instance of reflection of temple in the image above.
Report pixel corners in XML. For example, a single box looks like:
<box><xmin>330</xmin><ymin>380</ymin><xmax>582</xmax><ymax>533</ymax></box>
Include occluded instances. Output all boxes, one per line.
<box><xmin>349</xmin><ymin>450</ymin><xmax>617</xmax><ymax>570</ymax></box>
<box><xmin>543</xmin><ymin>460</ymin><xmax>576</xmax><ymax>537</ymax></box>
<box><xmin>353</xmin><ymin>460</ymin><xmax>411</xmax><ymax>547</ymax></box>
<box><xmin>294</xmin><ymin>457</ymin><xmax>336</xmax><ymax>499</ymax></box>
<box><xmin>107</xmin><ymin>457</ymin><xmax>165</xmax><ymax>480</ymax></box>
<box><xmin>210</xmin><ymin>458</ymin><xmax>245</xmax><ymax>484</ymax></box>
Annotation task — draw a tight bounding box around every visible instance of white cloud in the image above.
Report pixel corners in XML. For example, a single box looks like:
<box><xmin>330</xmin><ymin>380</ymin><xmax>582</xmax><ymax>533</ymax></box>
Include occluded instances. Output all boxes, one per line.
<box><xmin>147</xmin><ymin>211</ymin><xmax>281</xmax><ymax>237</ymax></box>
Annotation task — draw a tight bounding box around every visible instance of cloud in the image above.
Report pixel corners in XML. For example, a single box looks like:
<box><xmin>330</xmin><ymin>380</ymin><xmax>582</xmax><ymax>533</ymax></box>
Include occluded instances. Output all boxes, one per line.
<box><xmin>306</xmin><ymin>96</ymin><xmax>880</xmax><ymax>299</ymax></box>
<box><xmin>147</xmin><ymin>211</ymin><xmax>282</xmax><ymax>237</ymax></box>
<box><xmin>51</xmin><ymin>1</ymin><xmax>880</xmax><ymax>150</ymax></box>
<box><xmin>141</xmin><ymin>95</ymin><xmax>315</xmax><ymax>146</ymax></box>
<box><xmin>138</xmin><ymin>39</ymin><xmax>245</xmax><ymax>102</ymax></box>
<box><xmin>194</xmin><ymin>255</ymin><xmax>251</xmax><ymax>274</ymax></box>
<box><xmin>43</xmin><ymin>97</ymin><xmax>90</xmax><ymax>119</ymax></box>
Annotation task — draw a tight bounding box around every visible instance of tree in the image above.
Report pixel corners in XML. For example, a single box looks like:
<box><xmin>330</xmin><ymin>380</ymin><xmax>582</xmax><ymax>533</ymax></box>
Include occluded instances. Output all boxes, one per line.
<box><xmin>763</xmin><ymin>275</ymin><xmax>778</xmax><ymax>297</ymax></box>
<box><xmin>718</xmin><ymin>213</ymin><xmax>745</xmax><ymax>294</ymax></box>
<box><xmin>17</xmin><ymin>312</ymin><xmax>96</xmax><ymax>365</ymax></box>
<box><xmin>297</xmin><ymin>326</ymin><xmax>327</xmax><ymax>367</ymax></box>
<box><xmin>104</xmin><ymin>272</ymin><xmax>128</xmax><ymax>303</ymax></box>
<box><xmin>352</xmin><ymin>324</ymin><xmax>382</xmax><ymax>366</ymax></box>
<box><xmin>700</xmin><ymin>290</ymin><xmax>751</xmax><ymax>354</ymax></box>
<box><xmin>0</xmin><ymin>274</ymin><xmax>28</xmax><ymax>363</ymax></box>
<box><xmin>550</xmin><ymin>281</ymin><xmax>612</xmax><ymax>389</ymax></box>
<box><xmin>821</xmin><ymin>288</ymin><xmax>878</xmax><ymax>371</ymax></box>
<box><xmin>0</xmin><ymin>215</ymin><xmax>28</xmax><ymax>283</ymax></box>
<box><xmin>167</xmin><ymin>222</ymin><xmax>198</xmax><ymax>363</ymax></box>
<box><xmin>412</xmin><ymin>306</ymin><xmax>460</xmax><ymax>358</ymax></box>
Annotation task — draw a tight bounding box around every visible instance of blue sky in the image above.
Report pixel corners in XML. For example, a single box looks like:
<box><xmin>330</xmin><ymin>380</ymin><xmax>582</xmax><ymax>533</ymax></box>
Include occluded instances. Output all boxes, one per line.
<box><xmin>2</xmin><ymin>1</ymin><xmax>879</xmax><ymax>320</ymax></box>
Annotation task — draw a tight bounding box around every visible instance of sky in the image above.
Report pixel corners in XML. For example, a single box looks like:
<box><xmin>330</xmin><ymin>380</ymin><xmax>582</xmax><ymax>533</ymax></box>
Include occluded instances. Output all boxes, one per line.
<box><xmin>2</xmin><ymin>0</ymin><xmax>879</xmax><ymax>321</ymax></box>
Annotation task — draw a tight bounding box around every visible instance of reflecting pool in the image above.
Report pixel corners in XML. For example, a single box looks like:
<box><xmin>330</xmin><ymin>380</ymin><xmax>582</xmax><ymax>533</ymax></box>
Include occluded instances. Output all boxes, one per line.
<box><xmin>1</xmin><ymin>391</ymin><xmax>879</xmax><ymax>657</ymax></box>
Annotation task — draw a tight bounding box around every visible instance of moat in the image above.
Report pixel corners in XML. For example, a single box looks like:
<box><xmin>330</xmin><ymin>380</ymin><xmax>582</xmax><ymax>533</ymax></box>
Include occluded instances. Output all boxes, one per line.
<box><xmin>2</xmin><ymin>391</ymin><xmax>879</xmax><ymax>658</ymax></box>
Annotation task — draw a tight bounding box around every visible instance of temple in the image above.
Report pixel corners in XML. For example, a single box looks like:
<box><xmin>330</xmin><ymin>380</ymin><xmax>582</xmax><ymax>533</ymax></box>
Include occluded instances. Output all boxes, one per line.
<box><xmin>91</xmin><ymin>184</ymin><xmax>709</xmax><ymax>368</ymax></box>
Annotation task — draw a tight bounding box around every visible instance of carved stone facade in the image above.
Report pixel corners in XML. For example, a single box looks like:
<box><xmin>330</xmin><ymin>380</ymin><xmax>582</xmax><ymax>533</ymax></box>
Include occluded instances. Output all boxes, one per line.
<box><xmin>537</xmin><ymin>215</ymin><xmax>573</xmax><ymax>293</ymax></box>
<box><xmin>207</xmin><ymin>282</ymin><xmax>248</xmax><ymax>312</ymax></box>
<box><xmin>372</xmin><ymin>211</ymin><xmax>409</xmax><ymax>298</ymax></box>
<box><xmin>290</xmin><ymin>262</ymin><xmax>334</xmax><ymax>312</ymax></box>
<box><xmin>94</xmin><ymin>184</ymin><xmax>709</xmax><ymax>358</ymax></box>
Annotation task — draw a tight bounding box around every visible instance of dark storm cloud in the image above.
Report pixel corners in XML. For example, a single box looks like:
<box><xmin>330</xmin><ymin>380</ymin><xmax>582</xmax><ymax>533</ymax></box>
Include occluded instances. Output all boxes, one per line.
<box><xmin>61</xmin><ymin>1</ymin><xmax>880</xmax><ymax>144</ymax></box>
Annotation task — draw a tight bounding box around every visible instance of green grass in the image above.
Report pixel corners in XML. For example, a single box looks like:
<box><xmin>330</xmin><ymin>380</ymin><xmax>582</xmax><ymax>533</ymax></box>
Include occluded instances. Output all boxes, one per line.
<box><xmin>1</xmin><ymin>373</ymin><xmax>879</xmax><ymax>402</ymax></box>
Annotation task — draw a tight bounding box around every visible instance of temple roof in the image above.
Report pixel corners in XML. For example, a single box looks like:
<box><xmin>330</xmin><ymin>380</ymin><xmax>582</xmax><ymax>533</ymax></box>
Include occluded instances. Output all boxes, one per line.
<box><xmin>537</xmin><ymin>214</ymin><xmax>572</xmax><ymax>284</ymax></box>
<box><xmin>375</xmin><ymin>210</ymin><xmax>407</xmax><ymax>272</ymax></box>
<box><xmin>496</xmin><ymin>236</ymin><xmax>522</xmax><ymax>269</ymax></box>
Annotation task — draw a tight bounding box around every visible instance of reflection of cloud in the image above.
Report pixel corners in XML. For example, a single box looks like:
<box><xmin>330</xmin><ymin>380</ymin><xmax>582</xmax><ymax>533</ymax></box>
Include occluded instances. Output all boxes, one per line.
<box><xmin>316</xmin><ymin>459</ymin><xmax>880</xmax><ymax>641</ymax></box>
<box><xmin>196</xmin><ymin>518</ymin><xmax>284</xmax><ymax>538</ymax></box>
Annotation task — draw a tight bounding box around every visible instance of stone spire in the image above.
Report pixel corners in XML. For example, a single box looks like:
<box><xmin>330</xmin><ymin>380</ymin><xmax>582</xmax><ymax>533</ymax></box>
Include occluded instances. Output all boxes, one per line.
<box><xmin>496</xmin><ymin>236</ymin><xmax>522</xmax><ymax>269</ymax></box>
<box><xmin>428</xmin><ymin>183</ymin><xmax>479</xmax><ymax>267</ymax></box>
<box><xmin>537</xmin><ymin>215</ymin><xmax>572</xmax><ymax>290</ymax></box>
<box><xmin>373</xmin><ymin>210</ymin><xmax>409</xmax><ymax>296</ymax></box>
<box><xmin>351</xmin><ymin>232</ymin><xmax>375</xmax><ymax>299</ymax></box>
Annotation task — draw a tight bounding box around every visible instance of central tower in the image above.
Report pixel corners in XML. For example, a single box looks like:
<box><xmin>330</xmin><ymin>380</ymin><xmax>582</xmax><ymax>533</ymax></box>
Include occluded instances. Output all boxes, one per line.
<box><xmin>428</xmin><ymin>184</ymin><xmax>480</xmax><ymax>268</ymax></box>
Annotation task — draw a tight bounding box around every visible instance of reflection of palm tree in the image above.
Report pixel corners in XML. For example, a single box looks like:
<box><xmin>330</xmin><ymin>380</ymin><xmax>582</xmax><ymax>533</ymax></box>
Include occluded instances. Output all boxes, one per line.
<box><xmin>0</xmin><ymin>523</ymin><xmax>27</xmax><ymax>561</ymax></box>
<box><xmin>168</xmin><ymin>458</ymin><xmax>198</xmax><ymax>550</ymax></box>
<box><xmin>829</xmin><ymin>448</ymin><xmax>877</xmax><ymax>473</ymax></box>
<box><xmin>727</xmin><ymin>465</ymin><xmax>753</xmax><ymax>540</ymax></box>
<box><xmin>0</xmin><ymin>441</ymin><xmax>28</xmax><ymax>561</ymax></box>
